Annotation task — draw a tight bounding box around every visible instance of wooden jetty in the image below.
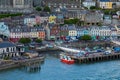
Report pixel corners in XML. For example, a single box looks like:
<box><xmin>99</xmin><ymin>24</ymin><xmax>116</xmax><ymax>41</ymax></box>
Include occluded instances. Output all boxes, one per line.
<box><xmin>72</xmin><ymin>53</ymin><xmax>120</xmax><ymax>63</ymax></box>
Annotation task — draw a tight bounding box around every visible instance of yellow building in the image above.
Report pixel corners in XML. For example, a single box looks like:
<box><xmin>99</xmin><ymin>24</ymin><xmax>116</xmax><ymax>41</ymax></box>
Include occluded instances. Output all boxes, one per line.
<box><xmin>100</xmin><ymin>1</ymin><xmax>112</xmax><ymax>9</ymax></box>
<box><xmin>49</xmin><ymin>15</ymin><xmax>56</xmax><ymax>24</ymax></box>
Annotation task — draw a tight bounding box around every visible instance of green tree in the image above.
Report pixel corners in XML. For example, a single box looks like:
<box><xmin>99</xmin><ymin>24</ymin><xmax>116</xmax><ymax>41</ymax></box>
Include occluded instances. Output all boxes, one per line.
<box><xmin>35</xmin><ymin>7</ymin><xmax>42</xmax><ymax>11</ymax></box>
<box><xmin>0</xmin><ymin>13</ymin><xmax>22</xmax><ymax>19</ymax></box>
<box><xmin>103</xmin><ymin>10</ymin><xmax>110</xmax><ymax>15</ymax></box>
<box><xmin>64</xmin><ymin>18</ymin><xmax>79</xmax><ymax>24</ymax></box>
<box><xmin>90</xmin><ymin>6</ymin><xmax>96</xmax><ymax>10</ymax></box>
<box><xmin>19</xmin><ymin>38</ymin><xmax>31</xmax><ymax>44</ymax></box>
<box><xmin>35</xmin><ymin>38</ymin><xmax>42</xmax><ymax>43</ymax></box>
<box><xmin>43</xmin><ymin>6</ymin><xmax>51</xmax><ymax>12</ymax></box>
<box><xmin>81</xmin><ymin>35</ymin><xmax>92</xmax><ymax>41</ymax></box>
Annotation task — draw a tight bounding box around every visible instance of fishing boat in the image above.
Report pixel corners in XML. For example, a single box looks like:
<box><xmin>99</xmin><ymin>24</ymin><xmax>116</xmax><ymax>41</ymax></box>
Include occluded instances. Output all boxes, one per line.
<box><xmin>60</xmin><ymin>54</ymin><xmax>74</xmax><ymax>64</ymax></box>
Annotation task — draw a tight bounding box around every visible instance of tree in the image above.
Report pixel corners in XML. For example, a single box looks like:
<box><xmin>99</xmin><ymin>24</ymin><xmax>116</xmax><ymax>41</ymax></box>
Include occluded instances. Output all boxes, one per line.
<box><xmin>64</xmin><ymin>18</ymin><xmax>79</xmax><ymax>24</ymax></box>
<box><xmin>19</xmin><ymin>38</ymin><xmax>31</xmax><ymax>44</ymax></box>
<box><xmin>103</xmin><ymin>10</ymin><xmax>110</xmax><ymax>15</ymax></box>
<box><xmin>35</xmin><ymin>38</ymin><xmax>42</xmax><ymax>43</ymax></box>
<box><xmin>35</xmin><ymin>7</ymin><xmax>42</xmax><ymax>11</ymax></box>
<box><xmin>43</xmin><ymin>6</ymin><xmax>51</xmax><ymax>12</ymax></box>
<box><xmin>90</xmin><ymin>6</ymin><xmax>96</xmax><ymax>10</ymax></box>
<box><xmin>81</xmin><ymin>35</ymin><xmax>92</xmax><ymax>41</ymax></box>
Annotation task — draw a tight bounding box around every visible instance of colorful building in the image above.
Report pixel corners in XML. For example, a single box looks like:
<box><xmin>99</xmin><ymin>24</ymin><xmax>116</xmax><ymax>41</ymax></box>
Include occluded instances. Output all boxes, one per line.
<box><xmin>50</xmin><ymin>25</ymin><xmax>60</xmax><ymax>40</ymax></box>
<box><xmin>9</xmin><ymin>26</ymin><xmax>45</xmax><ymax>42</ymax></box>
<box><xmin>99</xmin><ymin>0</ymin><xmax>112</xmax><ymax>9</ymax></box>
<box><xmin>48</xmin><ymin>15</ymin><xmax>56</xmax><ymax>24</ymax></box>
<box><xmin>68</xmin><ymin>24</ymin><xmax>77</xmax><ymax>37</ymax></box>
<box><xmin>60</xmin><ymin>25</ymin><xmax>69</xmax><ymax>40</ymax></box>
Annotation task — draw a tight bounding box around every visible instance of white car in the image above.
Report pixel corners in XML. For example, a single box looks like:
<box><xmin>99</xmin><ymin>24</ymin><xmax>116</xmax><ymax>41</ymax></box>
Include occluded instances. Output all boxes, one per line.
<box><xmin>104</xmin><ymin>50</ymin><xmax>111</xmax><ymax>54</ymax></box>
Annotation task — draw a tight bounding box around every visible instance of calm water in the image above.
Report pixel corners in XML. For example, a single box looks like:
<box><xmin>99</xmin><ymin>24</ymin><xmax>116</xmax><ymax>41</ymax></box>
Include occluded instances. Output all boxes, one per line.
<box><xmin>0</xmin><ymin>52</ymin><xmax>120</xmax><ymax>80</ymax></box>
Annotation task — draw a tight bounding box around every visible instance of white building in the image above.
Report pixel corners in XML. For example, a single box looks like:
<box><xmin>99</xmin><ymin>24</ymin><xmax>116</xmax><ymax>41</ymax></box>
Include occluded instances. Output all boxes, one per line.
<box><xmin>24</xmin><ymin>18</ymin><xmax>36</xmax><ymax>27</ymax></box>
<box><xmin>0</xmin><ymin>42</ymin><xmax>19</xmax><ymax>59</ymax></box>
<box><xmin>82</xmin><ymin>0</ymin><xmax>96</xmax><ymax>9</ymax></box>
<box><xmin>67</xmin><ymin>25</ymin><xmax>77</xmax><ymax>37</ymax></box>
<box><xmin>90</xmin><ymin>26</ymin><xmax>111</xmax><ymax>36</ymax></box>
<box><xmin>0</xmin><ymin>22</ymin><xmax>10</xmax><ymax>37</ymax></box>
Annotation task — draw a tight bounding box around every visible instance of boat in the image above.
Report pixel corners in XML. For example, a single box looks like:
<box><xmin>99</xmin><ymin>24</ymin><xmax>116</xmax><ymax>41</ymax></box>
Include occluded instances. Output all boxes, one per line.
<box><xmin>60</xmin><ymin>54</ymin><xmax>74</xmax><ymax>64</ymax></box>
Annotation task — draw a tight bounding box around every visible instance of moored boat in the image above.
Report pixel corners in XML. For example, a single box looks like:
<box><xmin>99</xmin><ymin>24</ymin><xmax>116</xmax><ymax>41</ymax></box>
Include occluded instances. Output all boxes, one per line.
<box><xmin>60</xmin><ymin>54</ymin><xmax>74</xmax><ymax>64</ymax></box>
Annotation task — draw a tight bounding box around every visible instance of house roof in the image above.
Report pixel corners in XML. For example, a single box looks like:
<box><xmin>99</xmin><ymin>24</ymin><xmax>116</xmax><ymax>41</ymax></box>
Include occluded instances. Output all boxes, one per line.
<box><xmin>100</xmin><ymin>0</ymin><xmax>110</xmax><ymax>2</ymax></box>
<box><xmin>0</xmin><ymin>42</ymin><xmax>16</xmax><ymax>48</ymax></box>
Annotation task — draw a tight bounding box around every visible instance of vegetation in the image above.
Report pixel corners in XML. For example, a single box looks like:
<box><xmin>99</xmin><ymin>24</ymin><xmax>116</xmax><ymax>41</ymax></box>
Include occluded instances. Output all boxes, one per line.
<box><xmin>0</xmin><ymin>13</ymin><xmax>22</xmax><ymax>19</ymax></box>
<box><xmin>80</xmin><ymin>35</ymin><xmax>92</xmax><ymax>41</ymax></box>
<box><xmin>19</xmin><ymin>38</ymin><xmax>31</xmax><ymax>44</ymax></box>
<box><xmin>103</xmin><ymin>9</ymin><xmax>117</xmax><ymax>15</ymax></box>
<box><xmin>35</xmin><ymin>7</ymin><xmax>42</xmax><ymax>11</ymax></box>
<box><xmin>90</xmin><ymin>6</ymin><xmax>101</xmax><ymax>10</ymax></box>
<box><xmin>64</xmin><ymin>18</ymin><xmax>79</xmax><ymax>24</ymax></box>
<box><xmin>4</xmin><ymin>56</ymin><xmax>10</xmax><ymax>60</ymax></box>
<box><xmin>35</xmin><ymin>38</ymin><xmax>42</xmax><ymax>43</ymax></box>
<box><xmin>43</xmin><ymin>6</ymin><xmax>51</xmax><ymax>12</ymax></box>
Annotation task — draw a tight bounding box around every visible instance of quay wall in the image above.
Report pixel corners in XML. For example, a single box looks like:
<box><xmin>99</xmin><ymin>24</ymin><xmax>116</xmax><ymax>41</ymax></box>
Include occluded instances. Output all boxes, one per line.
<box><xmin>0</xmin><ymin>63</ymin><xmax>19</xmax><ymax>70</ymax></box>
<box><xmin>0</xmin><ymin>56</ymin><xmax>44</xmax><ymax>71</ymax></box>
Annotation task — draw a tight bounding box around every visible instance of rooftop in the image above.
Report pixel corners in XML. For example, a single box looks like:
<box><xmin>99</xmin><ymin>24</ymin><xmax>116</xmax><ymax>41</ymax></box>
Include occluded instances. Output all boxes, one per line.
<box><xmin>0</xmin><ymin>42</ymin><xmax>16</xmax><ymax>48</ymax></box>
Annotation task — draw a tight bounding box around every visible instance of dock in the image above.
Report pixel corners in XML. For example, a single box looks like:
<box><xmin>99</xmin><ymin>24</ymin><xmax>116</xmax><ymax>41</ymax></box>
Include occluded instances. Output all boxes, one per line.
<box><xmin>71</xmin><ymin>53</ymin><xmax>120</xmax><ymax>63</ymax></box>
<box><xmin>0</xmin><ymin>56</ymin><xmax>45</xmax><ymax>71</ymax></box>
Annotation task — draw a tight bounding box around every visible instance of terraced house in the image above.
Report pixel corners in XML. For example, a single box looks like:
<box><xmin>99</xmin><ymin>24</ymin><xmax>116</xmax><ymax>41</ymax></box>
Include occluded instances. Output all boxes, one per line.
<box><xmin>9</xmin><ymin>27</ymin><xmax>45</xmax><ymax>42</ymax></box>
<box><xmin>42</xmin><ymin>0</ymin><xmax>82</xmax><ymax>11</ymax></box>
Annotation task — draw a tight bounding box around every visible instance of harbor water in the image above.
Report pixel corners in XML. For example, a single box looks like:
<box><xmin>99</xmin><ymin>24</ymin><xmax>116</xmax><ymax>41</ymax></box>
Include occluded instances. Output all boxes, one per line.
<box><xmin>0</xmin><ymin>51</ymin><xmax>120</xmax><ymax>80</ymax></box>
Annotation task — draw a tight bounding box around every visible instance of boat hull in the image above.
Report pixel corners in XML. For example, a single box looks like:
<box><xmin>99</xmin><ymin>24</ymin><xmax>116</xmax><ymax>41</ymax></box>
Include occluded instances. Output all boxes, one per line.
<box><xmin>61</xmin><ymin>59</ymin><xmax>74</xmax><ymax>64</ymax></box>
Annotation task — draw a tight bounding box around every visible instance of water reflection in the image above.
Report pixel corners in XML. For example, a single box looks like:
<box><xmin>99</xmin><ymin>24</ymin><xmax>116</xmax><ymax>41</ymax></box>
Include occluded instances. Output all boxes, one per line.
<box><xmin>19</xmin><ymin>66</ymin><xmax>41</xmax><ymax>73</ymax></box>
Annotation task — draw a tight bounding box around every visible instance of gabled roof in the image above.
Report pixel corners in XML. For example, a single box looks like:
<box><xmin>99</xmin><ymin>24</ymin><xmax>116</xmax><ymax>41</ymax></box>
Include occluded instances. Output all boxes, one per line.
<box><xmin>0</xmin><ymin>42</ymin><xmax>16</xmax><ymax>48</ymax></box>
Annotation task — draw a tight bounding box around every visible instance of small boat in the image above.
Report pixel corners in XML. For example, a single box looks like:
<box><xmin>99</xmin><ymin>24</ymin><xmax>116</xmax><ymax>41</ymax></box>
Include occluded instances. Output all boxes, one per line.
<box><xmin>60</xmin><ymin>54</ymin><xmax>74</xmax><ymax>64</ymax></box>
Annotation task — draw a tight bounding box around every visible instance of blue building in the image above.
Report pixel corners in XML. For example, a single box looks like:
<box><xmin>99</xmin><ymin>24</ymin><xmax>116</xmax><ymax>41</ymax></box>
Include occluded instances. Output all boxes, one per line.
<box><xmin>0</xmin><ymin>22</ymin><xmax>10</xmax><ymax>37</ymax></box>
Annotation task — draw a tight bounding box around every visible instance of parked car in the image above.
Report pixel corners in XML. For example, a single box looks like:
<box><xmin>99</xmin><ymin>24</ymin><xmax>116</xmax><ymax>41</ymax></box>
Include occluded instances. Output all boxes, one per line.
<box><xmin>104</xmin><ymin>50</ymin><xmax>111</xmax><ymax>55</ymax></box>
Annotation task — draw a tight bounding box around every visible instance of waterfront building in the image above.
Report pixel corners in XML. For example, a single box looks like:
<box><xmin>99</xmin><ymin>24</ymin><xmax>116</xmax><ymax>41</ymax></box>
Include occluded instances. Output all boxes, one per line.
<box><xmin>50</xmin><ymin>25</ymin><xmax>60</xmax><ymax>40</ymax></box>
<box><xmin>68</xmin><ymin>24</ymin><xmax>77</xmax><ymax>36</ymax></box>
<box><xmin>60</xmin><ymin>25</ymin><xmax>69</xmax><ymax>40</ymax></box>
<box><xmin>82</xmin><ymin>0</ymin><xmax>96</xmax><ymax>9</ymax></box>
<box><xmin>0</xmin><ymin>0</ymin><xmax>33</xmax><ymax>13</ymax></box>
<box><xmin>77</xmin><ymin>27</ymin><xmax>90</xmax><ymax>38</ymax></box>
<box><xmin>90</xmin><ymin>26</ymin><xmax>111</xmax><ymax>40</ymax></box>
<box><xmin>0</xmin><ymin>22</ymin><xmax>10</xmax><ymax>37</ymax></box>
<box><xmin>67</xmin><ymin>24</ymin><xmax>77</xmax><ymax>40</ymax></box>
<box><xmin>9</xmin><ymin>26</ymin><xmax>45</xmax><ymax>42</ymax></box>
<box><xmin>0</xmin><ymin>41</ymin><xmax>19</xmax><ymax>59</ymax></box>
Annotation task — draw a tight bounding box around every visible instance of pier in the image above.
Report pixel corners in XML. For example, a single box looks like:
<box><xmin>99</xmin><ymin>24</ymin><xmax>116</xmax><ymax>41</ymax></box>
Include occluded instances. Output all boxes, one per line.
<box><xmin>72</xmin><ymin>53</ymin><xmax>120</xmax><ymax>63</ymax></box>
<box><xmin>0</xmin><ymin>56</ymin><xmax>45</xmax><ymax>71</ymax></box>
